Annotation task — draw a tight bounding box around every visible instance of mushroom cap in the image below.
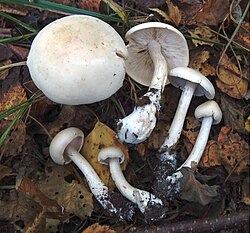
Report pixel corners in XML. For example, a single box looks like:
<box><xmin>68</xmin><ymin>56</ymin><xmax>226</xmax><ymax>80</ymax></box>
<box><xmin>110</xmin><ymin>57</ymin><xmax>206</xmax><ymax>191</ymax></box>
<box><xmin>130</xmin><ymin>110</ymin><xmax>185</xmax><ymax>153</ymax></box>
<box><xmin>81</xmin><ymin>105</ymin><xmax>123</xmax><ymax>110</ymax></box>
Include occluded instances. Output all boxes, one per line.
<box><xmin>168</xmin><ymin>67</ymin><xmax>215</xmax><ymax>99</ymax></box>
<box><xmin>49</xmin><ymin>127</ymin><xmax>84</xmax><ymax>165</ymax></box>
<box><xmin>125</xmin><ymin>22</ymin><xmax>189</xmax><ymax>86</ymax></box>
<box><xmin>194</xmin><ymin>100</ymin><xmax>222</xmax><ymax>125</ymax></box>
<box><xmin>27</xmin><ymin>15</ymin><xmax>128</xmax><ymax>105</ymax></box>
<box><xmin>98</xmin><ymin>146</ymin><xmax>125</xmax><ymax>165</ymax></box>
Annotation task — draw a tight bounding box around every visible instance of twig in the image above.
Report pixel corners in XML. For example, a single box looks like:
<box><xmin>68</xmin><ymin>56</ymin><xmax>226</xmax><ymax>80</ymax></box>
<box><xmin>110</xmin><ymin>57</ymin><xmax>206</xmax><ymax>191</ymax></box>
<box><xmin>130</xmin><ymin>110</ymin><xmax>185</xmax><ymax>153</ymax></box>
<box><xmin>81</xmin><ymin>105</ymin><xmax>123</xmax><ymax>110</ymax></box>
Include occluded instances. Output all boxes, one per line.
<box><xmin>128</xmin><ymin>210</ymin><xmax>249</xmax><ymax>233</ymax></box>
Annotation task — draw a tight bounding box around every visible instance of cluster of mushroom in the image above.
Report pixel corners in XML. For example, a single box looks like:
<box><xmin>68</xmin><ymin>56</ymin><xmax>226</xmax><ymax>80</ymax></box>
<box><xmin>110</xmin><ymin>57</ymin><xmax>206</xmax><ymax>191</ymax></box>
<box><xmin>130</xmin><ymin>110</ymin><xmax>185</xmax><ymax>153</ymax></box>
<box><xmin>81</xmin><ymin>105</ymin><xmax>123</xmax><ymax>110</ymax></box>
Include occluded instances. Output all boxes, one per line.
<box><xmin>27</xmin><ymin>14</ymin><xmax>222</xmax><ymax>221</ymax></box>
<box><xmin>27</xmin><ymin>15</ymin><xmax>164</xmax><ymax>221</ymax></box>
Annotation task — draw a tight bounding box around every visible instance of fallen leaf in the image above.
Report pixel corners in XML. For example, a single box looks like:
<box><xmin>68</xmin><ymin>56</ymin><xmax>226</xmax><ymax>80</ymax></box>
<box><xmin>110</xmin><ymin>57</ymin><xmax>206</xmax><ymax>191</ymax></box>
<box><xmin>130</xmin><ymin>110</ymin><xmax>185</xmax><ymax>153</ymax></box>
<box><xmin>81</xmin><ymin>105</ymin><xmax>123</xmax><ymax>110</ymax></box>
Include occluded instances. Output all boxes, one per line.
<box><xmin>150</xmin><ymin>0</ymin><xmax>182</xmax><ymax>26</ymax></box>
<box><xmin>245</xmin><ymin>116</ymin><xmax>250</xmax><ymax>132</ymax></box>
<box><xmin>235</xmin><ymin>22</ymin><xmax>250</xmax><ymax>49</ymax></box>
<box><xmin>179</xmin><ymin>168</ymin><xmax>219</xmax><ymax>205</ymax></box>
<box><xmin>83</xmin><ymin>223</ymin><xmax>116</xmax><ymax>233</ymax></box>
<box><xmin>0</xmin><ymin>164</ymin><xmax>15</xmax><ymax>181</ymax></box>
<box><xmin>189</xmin><ymin>49</ymin><xmax>216</xmax><ymax>77</ymax></box>
<box><xmin>0</xmin><ymin>121</ymin><xmax>26</xmax><ymax>157</ymax></box>
<box><xmin>78</xmin><ymin>0</ymin><xmax>101</xmax><ymax>12</ymax></box>
<box><xmin>220</xmin><ymin>95</ymin><xmax>248</xmax><ymax>134</ymax></box>
<box><xmin>81</xmin><ymin>121</ymin><xmax>129</xmax><ymax>190</ymax></box>
<box><xmin>189</xmin><ymin>0</ymin><xmax>229</xmax><ymax>26</ymax></box>
<box><xmin>0</xmin><ymin>44</ymin><xmax>13</xmax><ymax>61</ymax></box>
<box><xmin>188</xmin><ymin>26</ymin><xmax>219</xmax><ymax>47</ymax></box>
<box><xmin>0</xmin><ymin>82</ymin><xmax>27</xmax><ymax>120</ymax></box>
<box><xmin>216</xmin><ymin>54</ymin><xmax>248</xmax><ymax>99</ymax></box>
<box><xmin>103</xmin><ymin>0</ymin><xmax>128</xmax><ymax>23</ymax></box>
<box><xmin>38</xmin><ymin>163</ymin><xmax>93</xmax><ymax>219</ymax></box>
<box><xmin>202</xmin><ymin>127</ymin><xmax>249</xmax><ymax>174</ymax></box>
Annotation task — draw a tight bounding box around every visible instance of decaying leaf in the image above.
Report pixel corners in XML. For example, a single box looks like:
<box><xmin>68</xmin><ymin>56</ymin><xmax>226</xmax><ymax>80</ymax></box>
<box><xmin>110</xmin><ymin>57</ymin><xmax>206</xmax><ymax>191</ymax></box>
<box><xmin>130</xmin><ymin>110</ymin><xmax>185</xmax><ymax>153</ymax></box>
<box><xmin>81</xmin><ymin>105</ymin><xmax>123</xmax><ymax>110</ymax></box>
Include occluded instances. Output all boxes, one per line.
<box><xmin>0</xmin><ymin>164</ymin><xmax>15</xmax><ymax>181</ymax></box>
<box><xmin>150</xmin><ymin>0</ymin><xmax>182</xmax><ymax>26</ymax></box>
<box><xmin>38</xmin><ymin>163</ymin><xmax>93</xmax><ymax>219</ymax></box>
<box><xmin>182</xmin><ymin>116</ymin><xmax>200</xmax><ymax>154</ymax></box>
<box><xmin>179</xmin><ymin>168</ymin><xmax>219</xmax><ymax>205</ymax></box>
<box><xmin>245</xmin><ymin>116</ymin><xmax>250</xmax><ymax>132</ymax></box>
<box><xmin>202</xmin><ymin>127</ymin><xmax>249</xmax><ymax>174</ymax></box>
<box><xmin>220</xmin><ymin>95</ymin><xmax>248</xmax><ymax>134</ymax></box>
<box><xmin>216</xmin><ymin>54</ymin><xmax>248</xmax><ymax>99</ymax></box>
<box><xmin>188</xmin><ymin>26</ymin><xmax>219</xmax><ymax>47</ymax></box>
<box><xmin>189</xmin><ymin>49</ymin><xmax>216</xmax><ymax>77</ymax></box>
<box><xmin>0</xmin><ymin>121</ymin><xmax>26</xmax><ymax>157</ymax></box>
<box><xmin>83</xmin><ymin>222</ymin><xmax>116</xmax><ymax>233</ymax></box>
<box><xmin>189</xmin><ymin>0</ymin><xmax>229</xmax><ymax>26</ymax></box>
<box><xmin>0</xmin><ymin>82</ymin><xmax>27</xmax><ymax>120</ymax></box>
<box><xmin>235</xmin><ymin>22</ymin><xmax>250</xmax><ymax>49</ymax></box>
<box><xmin>81</xmin><ymin>121</ymin><xmax>129</xmax><ymax>190</ymax></box>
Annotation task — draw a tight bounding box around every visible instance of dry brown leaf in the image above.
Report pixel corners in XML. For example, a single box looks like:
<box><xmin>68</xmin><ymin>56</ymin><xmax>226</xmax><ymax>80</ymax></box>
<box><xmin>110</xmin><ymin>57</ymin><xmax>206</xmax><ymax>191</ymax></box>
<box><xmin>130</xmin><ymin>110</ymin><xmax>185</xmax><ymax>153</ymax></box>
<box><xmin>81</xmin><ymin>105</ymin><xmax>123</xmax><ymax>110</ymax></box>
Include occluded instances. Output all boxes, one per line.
<box><xmin>220</xmin><ymin>95</ymin><xmax>247</xmax><ymax>134</ymax></box>
<box><xmin>235</xmin><ymin>22</ymin><xmax>250</xmax><ymax>49</ymax></box>
<box><xmin>83</xmin><ymin>223</ymin><xmax>116</xmax><ymax>233</ymax></box>
<box><xmin>182</xmin><ymin>116</ymin><xmax>200</xmax><ymax>154</ymax></box>
<box><xmin>0</xmin><ymin>82</ymin><xmax>27</xmax><ymax>120</ymax></box>
<box><xmin>78</xmin><ymin>0</ymin><xmax>101</xmax><ymax>12</ymax></box>
<box><xmin>0</xmin><ymin>164</ymin><xmax>15</xmax><ymax>181</ymax></box>
<box><xmin>179</xmin><ymin>168</ymin><xmax>219</xmax><ymax>205</ymax></box>
<box><xmin>0</xmin><ymin>121</ymin><xmax>26</xmax><ymax>157</ymax></box>
<box><xmin>245</xmin><ymin>116</ymin><xmax>250</xmax><ymax>132</ymax></box>
<box><xmin>189</xmin><ymin>0</ymin><xmax>229</xmax><ymax>26</ymax></box>
<box><xmin>216</xmin><ymin>54</ymin><xmax>248</xmax><ymax>99</ymax></box>
<box><xmin>38</xmin><ymin>163</ymin><xmax>93</xmax><ymax>219</ymax></box>
<box><xmin>189</xmin><ymin>49</ymin><xmax>216</xmax><ymax>77</ymax></box>
<box><xmin>81</xmin><ymin>121</ymin><xmax>129</xmax><ymax>190</ymax></box>
<box><xmin>202</xmin><ymin>127</ymin><xmax>249</xmax><ymax>174</ymax></box>
<box><xmin>150</xmin><ymin>0</ymin><xmax>181</xmax><ymax>26</ymax></box>
<box><xmin>188</xmin><ymin>26</ymin><xmax>219</xmax><ymax>47</ymax></box>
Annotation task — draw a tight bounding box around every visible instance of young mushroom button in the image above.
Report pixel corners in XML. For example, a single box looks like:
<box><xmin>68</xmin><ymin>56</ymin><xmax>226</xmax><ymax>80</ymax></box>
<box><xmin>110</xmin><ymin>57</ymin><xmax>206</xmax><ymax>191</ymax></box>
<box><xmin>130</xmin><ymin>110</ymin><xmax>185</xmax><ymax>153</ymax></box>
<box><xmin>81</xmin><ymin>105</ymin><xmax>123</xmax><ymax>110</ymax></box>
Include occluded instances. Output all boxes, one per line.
<box><xmin>27</xmin><ymin>15</ymin><xmax>128</xmax><ymax>105</ymax></box>
<box><xmin>117</xmin><ymin>22</ymin><xmax>189</xmax><ymax>144</ymax></box>
<box><xmin>160</xmin><ymin>67</ymin><xmax>215</xmax><ymax>151</ymax></box>
<box><xmin>49</xmin><ymin>127</ymin><xmax>118</xmax><ymax>215</ymax></box>
<box><xmin>98</xmin><ymin>146</ymin><xmax>164</xmax><ymax>217</ymax></box>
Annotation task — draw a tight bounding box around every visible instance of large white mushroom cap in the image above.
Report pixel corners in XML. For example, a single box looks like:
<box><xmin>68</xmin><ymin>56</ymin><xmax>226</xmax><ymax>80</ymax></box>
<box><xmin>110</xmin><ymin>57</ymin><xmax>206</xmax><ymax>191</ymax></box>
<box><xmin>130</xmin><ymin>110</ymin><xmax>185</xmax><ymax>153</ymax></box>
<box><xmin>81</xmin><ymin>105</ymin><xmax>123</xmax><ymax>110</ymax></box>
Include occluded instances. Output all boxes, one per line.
<box><xmin>125</xmin><ymin>22</ymin><xmax>189</xmax><ymax>86</ymax></box>
<box><xmin>27</xmin><ymin>15</ymin><xmax>128</xmax><ymax>105</ymax></box>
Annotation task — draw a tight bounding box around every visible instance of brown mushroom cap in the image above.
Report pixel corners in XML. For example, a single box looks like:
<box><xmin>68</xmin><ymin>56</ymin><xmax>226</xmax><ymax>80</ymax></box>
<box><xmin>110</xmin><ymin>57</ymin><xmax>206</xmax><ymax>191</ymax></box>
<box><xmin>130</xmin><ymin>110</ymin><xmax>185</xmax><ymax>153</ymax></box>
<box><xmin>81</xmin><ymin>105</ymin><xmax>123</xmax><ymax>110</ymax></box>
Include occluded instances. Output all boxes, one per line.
<box><xmin>125</xmin><ymin>22</ymin><xmax>189</xmax><ymax>87</ymax></box>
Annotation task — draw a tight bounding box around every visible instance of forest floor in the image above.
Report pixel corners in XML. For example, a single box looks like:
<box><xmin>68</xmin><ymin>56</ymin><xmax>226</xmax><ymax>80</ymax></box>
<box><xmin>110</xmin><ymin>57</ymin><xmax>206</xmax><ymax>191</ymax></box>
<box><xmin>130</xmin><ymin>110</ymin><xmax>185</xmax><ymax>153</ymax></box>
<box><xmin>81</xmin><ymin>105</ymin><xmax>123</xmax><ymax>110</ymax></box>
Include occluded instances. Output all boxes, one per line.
<box><xmin>0</xmin><ymin>0</ymin><xmax>249</xmax><ymax>232</ymax></box>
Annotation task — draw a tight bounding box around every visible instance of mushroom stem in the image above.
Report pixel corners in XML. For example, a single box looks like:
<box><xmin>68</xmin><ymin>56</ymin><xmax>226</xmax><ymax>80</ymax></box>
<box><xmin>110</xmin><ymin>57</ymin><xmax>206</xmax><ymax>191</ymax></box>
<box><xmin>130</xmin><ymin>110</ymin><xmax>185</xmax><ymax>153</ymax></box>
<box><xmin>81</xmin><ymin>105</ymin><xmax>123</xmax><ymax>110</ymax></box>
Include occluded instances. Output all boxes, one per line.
<box><xmin>161</xmin><ymin>81</ymin><xmax>197</xmax><ymax>150</ymax></box>
<box><xmin>117</xmin><ymin>41</ymin><xmax>168</xmax><ymax>144</ymax></box>
<box><xmin>147</xmin><ymin>40</ymin><xmax>168</xmax><ymax>91</ymax></box>
<box><xmin>108</xmin><ymin>157</ymin><xmax>163</xmax><ymax>214</ymax></box>
<box><xmin>177</xmin><ymin>117</ymin><xmax>213</xmax><ymax>170</ymax></box>
<box><xmin>65</xmin><ymin>146</ymin><xmax>116</xmax><ymax>211</ymax></box>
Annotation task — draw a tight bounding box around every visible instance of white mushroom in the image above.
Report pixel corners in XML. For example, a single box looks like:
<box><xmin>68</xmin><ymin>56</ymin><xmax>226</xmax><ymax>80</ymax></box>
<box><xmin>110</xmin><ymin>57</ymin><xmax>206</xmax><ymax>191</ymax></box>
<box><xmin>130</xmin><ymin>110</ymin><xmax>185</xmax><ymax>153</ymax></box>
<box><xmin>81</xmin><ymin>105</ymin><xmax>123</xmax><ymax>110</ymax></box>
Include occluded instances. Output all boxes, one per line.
<box><xmin>178</xmin><ymin>100</ymin><xmax>222</xmax><ymax>170</ymax></box>
<box><xmin>98</xmin><ymin>146</ymin><xmax>164</xmax><ymax>216</ymax></box>
<box><xmin>49</xmin><ymin>127</ymin><xmax>118</xmax><ymax>214</ymax></box>
<box><xmin>165</xmin><ymin>100</ymin><xmax>222</xmax><ymax>193</ymax></box>
<box><xmin>160</xmin><ymin>67</ymin><xmax>215</xmax><ymax>152</ymax></box>
<box><xmin>27</xmin><ymin>15</ymin><xmax>127</xmax><ymax>105</ymax></box>
<box><xmin>117</xmin><ymin>22</ymin><xmax>189</xmax><ymax>144</ymax></box>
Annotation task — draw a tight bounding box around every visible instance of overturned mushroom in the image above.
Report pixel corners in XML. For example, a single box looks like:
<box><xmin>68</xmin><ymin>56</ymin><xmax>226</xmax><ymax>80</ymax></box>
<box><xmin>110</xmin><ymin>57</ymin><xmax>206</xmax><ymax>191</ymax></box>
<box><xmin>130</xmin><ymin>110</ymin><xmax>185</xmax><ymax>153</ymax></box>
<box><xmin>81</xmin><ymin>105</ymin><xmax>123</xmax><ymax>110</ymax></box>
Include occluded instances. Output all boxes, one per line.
<box><xmin>117</xmin><ymin>22</ymin><xmax>189</xmax><ymax>144</ymax></box>
<box><xmin>49</xmin><ymin>127</ymin><xmax>130</xmax><ymax>219</ymax></box>
<box><xmin>27</xmin><ymin>15</ymin><xmax>127</xmax><ymax>105</ymax></box>
<box><xmin>98</xmin><ymin>146</ymin><xmax>165</xmax><ymax>221</ymax></box>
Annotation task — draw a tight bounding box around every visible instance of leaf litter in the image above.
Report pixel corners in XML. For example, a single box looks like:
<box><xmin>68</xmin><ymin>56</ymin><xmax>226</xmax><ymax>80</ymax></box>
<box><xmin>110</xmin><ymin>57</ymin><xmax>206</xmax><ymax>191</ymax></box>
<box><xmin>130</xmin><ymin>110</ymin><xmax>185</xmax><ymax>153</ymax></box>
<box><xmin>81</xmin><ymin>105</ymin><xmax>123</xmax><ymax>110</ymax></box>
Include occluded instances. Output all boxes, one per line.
<box><xmin>0</xmin><ymin>0</ymin><xmax>249</xmax><ymax>232</ymax></box>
